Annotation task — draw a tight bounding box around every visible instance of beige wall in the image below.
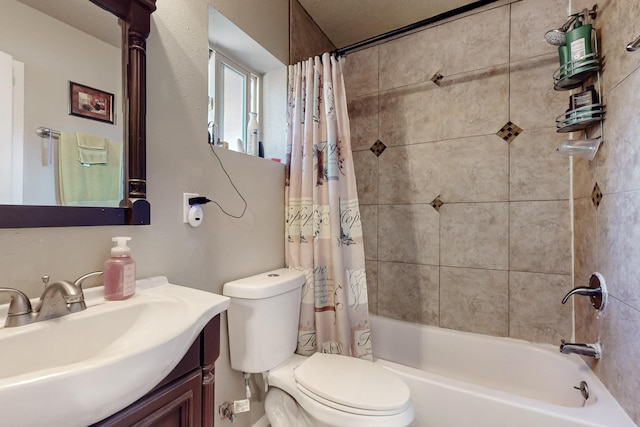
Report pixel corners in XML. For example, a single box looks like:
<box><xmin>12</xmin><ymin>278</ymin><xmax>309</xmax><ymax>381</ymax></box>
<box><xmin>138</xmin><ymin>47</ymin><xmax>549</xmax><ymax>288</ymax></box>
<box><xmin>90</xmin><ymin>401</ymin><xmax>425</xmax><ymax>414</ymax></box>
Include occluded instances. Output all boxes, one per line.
<box><xmin>0</xmin><ymin>1</ymin><xmax>286</xmax><ymax>426</ymax></box>
<box><xmin>209</xmin><ymin>0</ymin><xmax>289</xmax><ymax>65</ymax></box>
<box><xmin>572</xmin><ymin>0</ymin><xmax>640</xmax><ymax>423</ymax></box>
<box><xmin>289</xmin><ymin>0</ymin><xmax>335</xmax><ymax>64</ymax></box>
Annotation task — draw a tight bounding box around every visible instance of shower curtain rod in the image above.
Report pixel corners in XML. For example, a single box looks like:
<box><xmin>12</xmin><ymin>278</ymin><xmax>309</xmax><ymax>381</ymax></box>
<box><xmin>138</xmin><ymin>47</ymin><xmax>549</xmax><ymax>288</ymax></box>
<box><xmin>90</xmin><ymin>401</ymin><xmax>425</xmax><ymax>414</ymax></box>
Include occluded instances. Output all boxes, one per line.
<box><xmin>334</xmin><ymin>0</ymin><xmax>500</xmax><ymax>56</ymax></box>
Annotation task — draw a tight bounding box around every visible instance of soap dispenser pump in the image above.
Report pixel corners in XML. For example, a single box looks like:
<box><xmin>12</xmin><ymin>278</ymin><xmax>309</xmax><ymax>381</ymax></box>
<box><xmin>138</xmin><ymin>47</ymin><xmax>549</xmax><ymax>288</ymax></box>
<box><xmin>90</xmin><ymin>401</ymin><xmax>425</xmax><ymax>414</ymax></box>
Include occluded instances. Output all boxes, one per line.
<box><xmin>103</xmin><ymin>236</ymin><xmax>136</xmax><ymax>300</ymax></box>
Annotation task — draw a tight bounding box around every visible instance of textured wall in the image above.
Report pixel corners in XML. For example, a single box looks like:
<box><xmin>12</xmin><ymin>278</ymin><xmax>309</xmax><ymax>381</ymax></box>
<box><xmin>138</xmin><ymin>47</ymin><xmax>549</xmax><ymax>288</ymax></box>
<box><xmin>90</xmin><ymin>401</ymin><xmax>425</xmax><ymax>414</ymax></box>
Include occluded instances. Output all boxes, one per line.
<box><xmin>289</xmin><ymin>0</ymin><xmax>335</xmax><ymax>64</ymax></box>
<box><xmin>209</xmin><ymin>0</ymin><xmax>289</xmax><ymax>65</ymax></box>
<box><xmin>344</xmin><ymin>0</ymin><xmax>574</xmax><ymax>344</ymax></box>
<box><xmin>571</xmin><ymin>0</ymin><xmax>640</xmax><ymax>423</ymax></box>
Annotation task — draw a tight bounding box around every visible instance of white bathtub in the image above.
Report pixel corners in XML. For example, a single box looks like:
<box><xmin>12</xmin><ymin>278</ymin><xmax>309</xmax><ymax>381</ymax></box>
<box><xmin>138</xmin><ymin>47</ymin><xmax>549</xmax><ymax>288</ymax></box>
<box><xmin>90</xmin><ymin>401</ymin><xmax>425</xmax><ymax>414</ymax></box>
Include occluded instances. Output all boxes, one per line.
<box><xmin>370</xmin><ymin>315</ymin><xmax>636</xmax><ymax>427</ymax></box>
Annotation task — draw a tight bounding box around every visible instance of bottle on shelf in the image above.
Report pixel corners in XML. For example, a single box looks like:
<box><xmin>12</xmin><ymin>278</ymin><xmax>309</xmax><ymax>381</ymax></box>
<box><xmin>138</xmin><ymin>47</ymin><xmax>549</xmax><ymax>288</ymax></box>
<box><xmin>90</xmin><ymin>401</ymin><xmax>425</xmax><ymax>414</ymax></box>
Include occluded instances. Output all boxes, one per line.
<box><xmin>247</xmin><ymin>112</ymin><xmax>259</xmax><ymax>157</ymax></box>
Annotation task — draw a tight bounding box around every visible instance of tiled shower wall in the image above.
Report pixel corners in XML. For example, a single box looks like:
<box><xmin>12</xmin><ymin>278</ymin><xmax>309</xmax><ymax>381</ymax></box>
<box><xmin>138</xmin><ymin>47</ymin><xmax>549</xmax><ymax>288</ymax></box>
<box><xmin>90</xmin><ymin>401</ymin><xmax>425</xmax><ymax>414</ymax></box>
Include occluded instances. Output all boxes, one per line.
<box><xmin>571</xmin><ymin>0</ymin><xmax>640</xmax><ymax>422</ymax></box>
<box><xmin>344</xmin><ymin>0</ymin><xmax>576</xmax><ymax>345</ymax></box>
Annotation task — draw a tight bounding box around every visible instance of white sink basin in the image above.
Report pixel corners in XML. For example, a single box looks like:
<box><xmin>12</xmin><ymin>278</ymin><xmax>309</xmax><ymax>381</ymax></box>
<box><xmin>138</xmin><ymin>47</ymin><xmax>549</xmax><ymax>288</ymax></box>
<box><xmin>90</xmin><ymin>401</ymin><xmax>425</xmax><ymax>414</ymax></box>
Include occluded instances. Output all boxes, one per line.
<box><xmin>0</xmin><ymin>276</ymin><xmax>230</xmax><ymax>427</ymax></box>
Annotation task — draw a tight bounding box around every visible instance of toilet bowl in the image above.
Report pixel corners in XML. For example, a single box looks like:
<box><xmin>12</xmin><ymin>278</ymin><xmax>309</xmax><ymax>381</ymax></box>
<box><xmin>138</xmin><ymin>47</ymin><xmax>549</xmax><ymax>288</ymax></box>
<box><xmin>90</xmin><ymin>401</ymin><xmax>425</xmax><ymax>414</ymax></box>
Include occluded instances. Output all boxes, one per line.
<box><xmin>223</xmin><ymin>269</ymin><xmax>414</xmax><ymax>427</ymax></box>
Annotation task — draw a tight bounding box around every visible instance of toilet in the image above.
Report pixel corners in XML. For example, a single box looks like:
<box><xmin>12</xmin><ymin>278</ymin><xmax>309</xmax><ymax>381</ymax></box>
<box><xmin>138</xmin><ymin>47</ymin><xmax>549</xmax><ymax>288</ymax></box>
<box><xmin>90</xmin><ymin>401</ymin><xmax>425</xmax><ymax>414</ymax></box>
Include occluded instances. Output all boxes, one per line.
<box><xmin>223</xmin><ymin>268</ymin><xmax>415</xmax><ymax>427</ymax></box>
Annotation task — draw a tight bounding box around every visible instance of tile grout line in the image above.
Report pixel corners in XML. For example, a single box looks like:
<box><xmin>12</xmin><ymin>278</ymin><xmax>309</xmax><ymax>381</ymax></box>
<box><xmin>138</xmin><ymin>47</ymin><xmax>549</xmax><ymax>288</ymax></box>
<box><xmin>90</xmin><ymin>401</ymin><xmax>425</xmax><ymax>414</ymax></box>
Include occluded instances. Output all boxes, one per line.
<box><xmin>375</xmin><ymin>47</ymin><xmax>381</xmax><ymax>316</ymax></box>
<box><xmin>507</xmin><ymin>2</ymin><xmax>512</xmax><ymax>338</ymax></box>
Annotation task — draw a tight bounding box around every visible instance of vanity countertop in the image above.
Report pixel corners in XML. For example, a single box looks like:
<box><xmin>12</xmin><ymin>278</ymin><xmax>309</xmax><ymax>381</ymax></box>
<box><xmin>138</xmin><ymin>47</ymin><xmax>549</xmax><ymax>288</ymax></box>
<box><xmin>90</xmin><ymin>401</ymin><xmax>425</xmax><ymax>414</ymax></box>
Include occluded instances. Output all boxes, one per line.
<box><xmin>0</xmin><ymin>276</ymin><xmax>230</xmax><ymax>427</ymax></box>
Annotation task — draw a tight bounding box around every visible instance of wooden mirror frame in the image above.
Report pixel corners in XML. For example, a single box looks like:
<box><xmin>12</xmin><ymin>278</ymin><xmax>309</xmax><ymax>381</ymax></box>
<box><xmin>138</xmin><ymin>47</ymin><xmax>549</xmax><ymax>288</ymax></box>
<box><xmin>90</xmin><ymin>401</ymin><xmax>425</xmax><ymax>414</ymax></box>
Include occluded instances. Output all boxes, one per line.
<box><xmin>0</xmin><ymin>0</ymin><xmax>156</xmax><ymax>228</ymax></box>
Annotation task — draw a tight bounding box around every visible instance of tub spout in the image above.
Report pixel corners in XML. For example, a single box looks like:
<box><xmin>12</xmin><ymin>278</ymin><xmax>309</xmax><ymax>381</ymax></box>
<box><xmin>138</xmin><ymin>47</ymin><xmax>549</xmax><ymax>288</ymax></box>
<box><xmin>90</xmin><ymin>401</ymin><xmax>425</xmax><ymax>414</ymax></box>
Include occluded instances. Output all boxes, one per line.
<box><xmin>560</xmin><ymin>340</ymin><xmax>602</xmax><ymax>359</ymax></box>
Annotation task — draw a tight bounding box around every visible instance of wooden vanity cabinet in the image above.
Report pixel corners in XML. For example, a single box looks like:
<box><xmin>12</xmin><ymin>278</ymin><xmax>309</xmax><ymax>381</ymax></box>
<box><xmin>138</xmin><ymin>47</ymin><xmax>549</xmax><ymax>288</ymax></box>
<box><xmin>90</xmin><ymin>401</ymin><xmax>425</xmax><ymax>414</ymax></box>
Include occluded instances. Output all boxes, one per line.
<box><xmin>93</xmin><ymin>315</ymin><xmax>221</xmax><ymax>427</ymax></box>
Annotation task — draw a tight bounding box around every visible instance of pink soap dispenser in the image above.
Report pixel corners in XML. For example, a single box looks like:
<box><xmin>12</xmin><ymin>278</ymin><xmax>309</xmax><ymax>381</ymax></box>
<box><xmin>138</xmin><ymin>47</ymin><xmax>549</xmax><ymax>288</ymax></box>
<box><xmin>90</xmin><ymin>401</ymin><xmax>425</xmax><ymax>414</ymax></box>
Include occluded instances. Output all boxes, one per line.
<box><xmin>103</xmin><ymin>236</ymin><xmax>136</xmax><ymax>300</ymax></box>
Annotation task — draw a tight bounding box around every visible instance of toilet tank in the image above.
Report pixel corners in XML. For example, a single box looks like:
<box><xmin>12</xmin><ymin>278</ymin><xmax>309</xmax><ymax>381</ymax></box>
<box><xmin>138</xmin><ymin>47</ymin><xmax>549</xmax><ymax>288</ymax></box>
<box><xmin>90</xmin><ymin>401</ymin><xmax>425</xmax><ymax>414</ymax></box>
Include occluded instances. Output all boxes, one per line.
<box><xmin>223</xmin><ymin>268</ymin><xmax>305</xmax><ymax>373</ymax></box>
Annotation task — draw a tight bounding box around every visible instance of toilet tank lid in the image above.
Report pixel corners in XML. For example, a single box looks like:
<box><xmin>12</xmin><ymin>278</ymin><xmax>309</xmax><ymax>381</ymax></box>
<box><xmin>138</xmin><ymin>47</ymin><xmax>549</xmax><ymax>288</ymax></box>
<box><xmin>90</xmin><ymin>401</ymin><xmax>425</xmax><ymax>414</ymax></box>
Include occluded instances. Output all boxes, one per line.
<box><xmin>222</xmin><ymin>268</ymin><xmax>305</xmax><ymax>299</ymax></box>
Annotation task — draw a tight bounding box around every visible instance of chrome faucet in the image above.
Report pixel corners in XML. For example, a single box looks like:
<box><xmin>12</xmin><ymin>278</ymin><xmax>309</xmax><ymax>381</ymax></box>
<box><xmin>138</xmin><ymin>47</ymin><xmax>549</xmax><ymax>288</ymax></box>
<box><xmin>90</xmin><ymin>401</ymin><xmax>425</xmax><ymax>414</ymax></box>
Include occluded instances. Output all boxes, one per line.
<box><xmin>33</xmin><ymin>280</ymin><xmax>87</xmax><ymax>322</ymax></box>
<box><xmin>0</xmin><ymin>288</ymin><xmax>34</xmax><ymax>327</ymax></box>
<box><xmin>560</xmin><ymin>339</ymin><xmax>602</xmax><ymax>359</ymax></box>
<box><xmin>0</xmin><ymin>271</ymin><xmax>103</xmax><ymax>327</ymax></box>
<box><xmin>562</xmin><ymin>286</ymin><xmax>602</xmax><ymax>302</ymax></box>
<box><xmin>561</xmin><ymin>272</ymin><xmax>607</xmax><ymax>311</ymax></box>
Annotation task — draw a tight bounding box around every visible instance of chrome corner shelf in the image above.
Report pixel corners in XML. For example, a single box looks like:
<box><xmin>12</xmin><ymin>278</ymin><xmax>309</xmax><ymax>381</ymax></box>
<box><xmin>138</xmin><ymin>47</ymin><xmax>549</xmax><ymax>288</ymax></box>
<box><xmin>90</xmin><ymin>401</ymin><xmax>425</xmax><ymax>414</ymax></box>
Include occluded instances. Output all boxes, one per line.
<box><xmin>552</xmin><ymin>13</ymin><xmax>604</xmax><ymax>161</ymax></box>
<box><xmin>556</xmin><ymin>103</ymin><xmax>605</xmax><ymax>133</ymax></box>
<box><xmin>553</xmin><ymin>52</ymin><xmax>600</xmax><ymax>91</ymax></box>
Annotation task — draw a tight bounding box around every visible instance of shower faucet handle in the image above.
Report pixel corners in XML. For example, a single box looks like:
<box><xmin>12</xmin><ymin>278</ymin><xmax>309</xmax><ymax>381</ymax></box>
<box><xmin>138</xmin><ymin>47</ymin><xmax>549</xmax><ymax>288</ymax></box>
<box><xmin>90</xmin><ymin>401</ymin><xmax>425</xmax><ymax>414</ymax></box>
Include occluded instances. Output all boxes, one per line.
<box><xmin>561</xmin><ymin>272</ymin><xmax>607</xmax><ymax>311</ymax></box>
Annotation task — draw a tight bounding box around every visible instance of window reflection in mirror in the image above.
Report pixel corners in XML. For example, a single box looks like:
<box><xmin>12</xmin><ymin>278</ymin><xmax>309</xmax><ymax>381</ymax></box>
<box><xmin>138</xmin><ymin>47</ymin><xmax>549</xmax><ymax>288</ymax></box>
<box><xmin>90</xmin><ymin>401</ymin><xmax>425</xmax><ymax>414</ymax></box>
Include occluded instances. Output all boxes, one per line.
<box><xmin>208</xmin><ymin>5</ymin><xmax>287</xmax><ymax>162</ymax></box>
<box><xmin>209</xmin><ymin>50</ymin><xmax>260</xmax><ymax>154</ymax></box>
<box><xmin>0</xmin><ymin>0</ymin><xmax>122</xmax><ymax>207</ymax></box>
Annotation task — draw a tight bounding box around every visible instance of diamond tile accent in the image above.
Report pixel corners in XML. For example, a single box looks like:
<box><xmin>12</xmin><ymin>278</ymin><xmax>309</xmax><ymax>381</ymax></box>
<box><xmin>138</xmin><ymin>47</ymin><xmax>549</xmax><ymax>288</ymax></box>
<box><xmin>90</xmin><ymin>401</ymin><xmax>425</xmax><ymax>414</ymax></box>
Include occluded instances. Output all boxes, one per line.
<box><xmin>496</xmin><ymin>121</ymin><xmax>523</xmax><ymax>143</ymax></box>
<box><xmin>591</xmin><ymin>182</ymin><xmax>603</xmax><ymax>209</ymax></box>
<box><xmin>370</xmin><ymin>139</ymin><xmax>387</xmax><ymax>157</ymax></box>
<box><xmin>430</xmin><ymin>196</ymin><xmax>444</xmax><ymax>212</ymax></box>
<box><xmin>431</xmin><ymin>72</ymin><xmax>444</xmax><ymax>86</ymax></box>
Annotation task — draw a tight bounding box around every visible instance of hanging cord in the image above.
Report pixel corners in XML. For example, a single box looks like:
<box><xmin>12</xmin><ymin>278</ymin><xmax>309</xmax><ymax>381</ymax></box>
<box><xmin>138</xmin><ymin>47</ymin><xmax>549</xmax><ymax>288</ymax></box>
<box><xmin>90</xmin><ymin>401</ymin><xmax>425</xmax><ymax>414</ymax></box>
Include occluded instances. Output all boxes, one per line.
<box><xmin>198</xmin><ymin>144</ymin><xmax>247</xmax><ymax>219</ymax></box>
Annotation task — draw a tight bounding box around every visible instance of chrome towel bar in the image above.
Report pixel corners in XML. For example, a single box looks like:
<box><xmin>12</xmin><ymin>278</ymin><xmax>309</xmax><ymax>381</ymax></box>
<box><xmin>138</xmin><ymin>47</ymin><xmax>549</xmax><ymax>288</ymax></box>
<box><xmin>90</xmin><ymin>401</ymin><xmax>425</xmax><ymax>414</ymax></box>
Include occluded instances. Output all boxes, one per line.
<box><xmin>36</xmin><ymin>127</ymin><xmax>61</xmax><ymax>138</ymax></box>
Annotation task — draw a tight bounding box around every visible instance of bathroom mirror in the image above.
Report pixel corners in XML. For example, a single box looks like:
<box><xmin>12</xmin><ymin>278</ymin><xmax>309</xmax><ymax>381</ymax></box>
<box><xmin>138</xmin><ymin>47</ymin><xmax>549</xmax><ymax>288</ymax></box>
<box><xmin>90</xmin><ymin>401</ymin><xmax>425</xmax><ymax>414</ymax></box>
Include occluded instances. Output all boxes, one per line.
<box><xmin>0</xmin><ymin>0</ymin><xmax>155</xmax><ymax>228</ymax></box>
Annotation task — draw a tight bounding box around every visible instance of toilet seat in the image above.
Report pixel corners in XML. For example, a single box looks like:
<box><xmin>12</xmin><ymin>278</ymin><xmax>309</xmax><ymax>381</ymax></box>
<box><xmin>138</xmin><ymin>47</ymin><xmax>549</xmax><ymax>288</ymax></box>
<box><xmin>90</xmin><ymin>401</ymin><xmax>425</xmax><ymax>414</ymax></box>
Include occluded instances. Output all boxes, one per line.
<box><xmin>267</xmin><ymin>354</ymin><xmax>415</xmax><ymax>427</ymax></box>
<box><xmin>293</xmin><ymin>353</ymin><xmax>411</xmax><ymax>416</ymax></box>
<box><xmin>296</xmin><ymin>383</ymin><xmax>411</xmax><ymax>416</ymax></box>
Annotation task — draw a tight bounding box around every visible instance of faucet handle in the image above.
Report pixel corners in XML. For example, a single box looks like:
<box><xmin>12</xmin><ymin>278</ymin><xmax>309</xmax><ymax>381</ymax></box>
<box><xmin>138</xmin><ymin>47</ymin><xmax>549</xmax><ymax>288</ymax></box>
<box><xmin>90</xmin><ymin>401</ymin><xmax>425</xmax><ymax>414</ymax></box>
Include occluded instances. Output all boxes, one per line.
<box><xmin>0</xmin><ymin>288</ymin><xmax>33</xmax><ymax>327</ymax></box>
<box><xmin>41</xmin><ymin>276</ymin><xmax>50</xmax><ymax>288</ymax></box>
<box><xmin>561</xmin><ymin>286</ymin><xmax>601</xmax><ymax>303</ymax></box>
<box><xmin>561</xmin><ymin>272</ymin><xmax>607</xmax><ymax>311</ymax></box>
<box><xmin>0</xmin><ymin>288</ymin><xmax>32</xmax><ymax>315</ymax></box>
<box><xmin>73</xmin><ymin>271</ymin><xmax>103</xmax><ymax>290</ymax></box>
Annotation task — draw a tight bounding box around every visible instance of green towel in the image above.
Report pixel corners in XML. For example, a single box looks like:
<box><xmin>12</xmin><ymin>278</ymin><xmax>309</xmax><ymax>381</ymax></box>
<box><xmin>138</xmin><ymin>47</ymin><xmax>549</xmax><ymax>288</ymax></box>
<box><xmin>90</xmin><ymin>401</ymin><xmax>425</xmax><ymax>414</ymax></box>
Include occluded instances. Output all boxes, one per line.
<box><xmin>76</xmin><ymin>132</ymin><xmax>108</xmax><ymax>164</ymax></box>
<box><xmin>58</xmin><ymin>132</ymin><xmax>123</xmax><ymax>206</ymax></box>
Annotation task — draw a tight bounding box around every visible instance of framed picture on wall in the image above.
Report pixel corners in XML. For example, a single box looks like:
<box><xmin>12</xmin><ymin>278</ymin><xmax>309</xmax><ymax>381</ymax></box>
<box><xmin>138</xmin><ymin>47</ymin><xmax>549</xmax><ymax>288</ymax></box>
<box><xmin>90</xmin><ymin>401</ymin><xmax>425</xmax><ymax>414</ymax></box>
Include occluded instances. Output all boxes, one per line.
<box><xmin>69</xmin><ymin>81</ymin><xmax>114</xmax><ymax>124</ymax></box>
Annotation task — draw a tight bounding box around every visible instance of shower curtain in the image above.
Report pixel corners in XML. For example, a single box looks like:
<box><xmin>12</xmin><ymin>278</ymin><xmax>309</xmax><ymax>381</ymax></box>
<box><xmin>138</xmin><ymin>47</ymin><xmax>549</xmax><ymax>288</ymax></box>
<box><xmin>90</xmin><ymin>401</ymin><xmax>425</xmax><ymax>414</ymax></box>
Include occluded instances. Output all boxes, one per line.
<box><xmin>285</xmin><ymin>52</ymin><xmax>372</xmax><ymax>360</ymax></box>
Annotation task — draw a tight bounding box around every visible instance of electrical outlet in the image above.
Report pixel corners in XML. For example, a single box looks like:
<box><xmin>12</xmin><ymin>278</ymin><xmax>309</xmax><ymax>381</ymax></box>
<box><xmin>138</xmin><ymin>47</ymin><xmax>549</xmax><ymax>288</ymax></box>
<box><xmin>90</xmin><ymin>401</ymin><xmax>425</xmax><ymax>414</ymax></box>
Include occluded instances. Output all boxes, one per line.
<box><xmin>183</xmin><ymin>193</ymin><xmax>198</xmax><ymax>223</ymax></box>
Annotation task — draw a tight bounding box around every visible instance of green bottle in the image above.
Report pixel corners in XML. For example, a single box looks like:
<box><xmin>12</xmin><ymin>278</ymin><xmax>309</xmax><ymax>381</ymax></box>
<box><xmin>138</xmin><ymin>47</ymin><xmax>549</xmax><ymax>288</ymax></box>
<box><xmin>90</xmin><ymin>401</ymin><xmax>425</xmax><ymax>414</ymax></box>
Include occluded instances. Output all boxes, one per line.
<box><xmin>564</xmin><ymin>16</ymin><xmax>593</xmax><ymax>76</ymax></box>
<box><xmin>558</xmin><ymin>45</ymin><xmax>570</xmax><ymax>79</ymax></box>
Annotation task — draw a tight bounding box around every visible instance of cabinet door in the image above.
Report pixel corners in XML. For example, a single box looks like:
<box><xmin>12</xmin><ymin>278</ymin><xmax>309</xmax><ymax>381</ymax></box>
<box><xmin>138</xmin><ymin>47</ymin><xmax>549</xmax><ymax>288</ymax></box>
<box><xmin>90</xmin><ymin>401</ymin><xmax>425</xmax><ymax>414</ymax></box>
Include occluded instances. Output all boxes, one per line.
<box><xmin>95</xmin><ymin>370</ymin><xmax>202</xmax><ymax>427</ymax></box>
